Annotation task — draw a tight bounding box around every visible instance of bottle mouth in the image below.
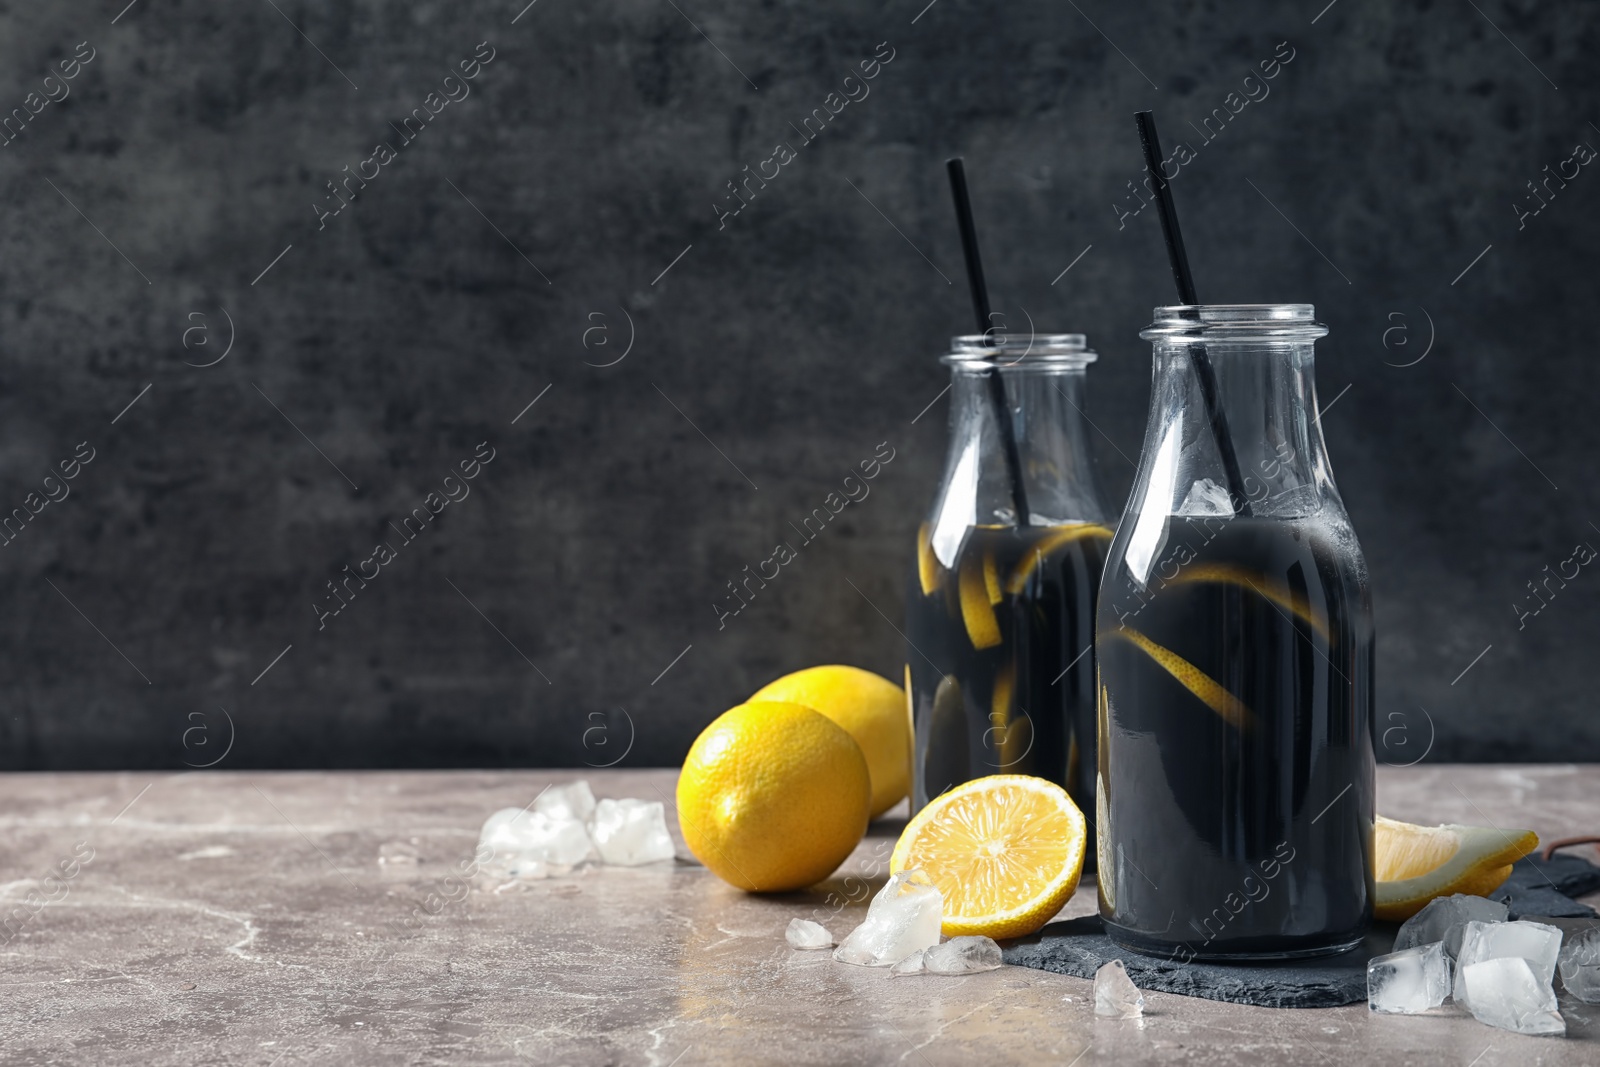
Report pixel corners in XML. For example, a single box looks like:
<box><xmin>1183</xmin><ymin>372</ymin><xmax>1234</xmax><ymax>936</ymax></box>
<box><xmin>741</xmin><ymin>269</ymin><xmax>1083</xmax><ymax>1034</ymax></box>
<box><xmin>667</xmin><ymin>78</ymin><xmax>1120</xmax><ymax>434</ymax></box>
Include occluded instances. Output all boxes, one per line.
<box><xmin>1140</xmin><ymin>304</ymin><xmax>1328</xmax><ymax>342</ymax></box>
<box><xmin>944</xmin><ymin>333</ymin><xmax>1097</xmax><ymax>367</ymax></box>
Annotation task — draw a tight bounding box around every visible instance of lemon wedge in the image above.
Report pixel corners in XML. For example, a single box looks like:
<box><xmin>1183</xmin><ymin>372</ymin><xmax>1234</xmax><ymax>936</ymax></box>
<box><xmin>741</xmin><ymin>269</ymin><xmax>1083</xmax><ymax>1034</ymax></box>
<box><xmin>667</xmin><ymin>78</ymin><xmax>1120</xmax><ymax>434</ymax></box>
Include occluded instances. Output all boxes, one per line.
<box><xmin>1373</xmin><ymin>815</ymin><xmax>1539</xmax><ymax>921</ymax></box>
<box><xmin>891</xmin><ymin>774</ymin><xmax>1085</xmax><ymax>939</ymax></box>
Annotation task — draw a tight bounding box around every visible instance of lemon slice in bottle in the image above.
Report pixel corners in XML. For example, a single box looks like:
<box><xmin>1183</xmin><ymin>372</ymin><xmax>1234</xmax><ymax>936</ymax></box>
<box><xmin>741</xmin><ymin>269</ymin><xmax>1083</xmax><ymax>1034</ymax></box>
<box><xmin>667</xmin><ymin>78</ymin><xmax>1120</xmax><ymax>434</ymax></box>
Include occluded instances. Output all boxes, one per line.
<box><xmin>916</xmin><ymin>522</ymin><xmax>943</xmax><ymax>596</ymax></box>
<box><xmin>1166</xmin><ymin>562</ymin><xmax>1330</xmax><ymax>642</ymax></box>
<box><xmin>983</xmin><ymin>550</ymin><xmax>1004</xmax><ymax>605</ymax></box>
<box><xmin>1110</xmin><ymin>627</ymin><xmax>1253</xmax><ymax>730</ymax></box>
<box><xmin>1004</xmin><ymin>522</ymin><xmax>1114</xmax><ymax>595</ymax></box>
<box><xmin>958</xmin><ymin>555</ymin><xmax>1002</xmax><ymax>650</ymax></box>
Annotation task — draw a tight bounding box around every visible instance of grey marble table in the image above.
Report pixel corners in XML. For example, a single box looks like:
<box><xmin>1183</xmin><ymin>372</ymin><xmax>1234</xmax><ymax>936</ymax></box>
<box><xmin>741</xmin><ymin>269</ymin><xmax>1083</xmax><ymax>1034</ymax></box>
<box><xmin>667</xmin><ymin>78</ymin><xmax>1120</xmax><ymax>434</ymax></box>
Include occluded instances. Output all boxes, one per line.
<box><xmin>1</xmin><ymin>766</ymin><xmax>1596</xmax><ymax>1065</ymax></box>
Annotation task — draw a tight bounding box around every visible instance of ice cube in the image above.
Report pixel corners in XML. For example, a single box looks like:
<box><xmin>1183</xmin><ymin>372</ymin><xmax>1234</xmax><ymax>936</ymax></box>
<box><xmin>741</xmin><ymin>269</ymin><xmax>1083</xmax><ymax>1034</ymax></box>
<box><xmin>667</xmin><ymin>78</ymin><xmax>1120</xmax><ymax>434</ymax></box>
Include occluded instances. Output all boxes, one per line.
<box><xmin>832</xmin><ymin>869</ymin><xmax>943</xmax><ymax>967</ymax></box>
<box><xmin>477</xmin><ymin>807</ymin><xmax>532</xmax><ymax>858</ymax></box>
<box><xmin>1177</xmin><ymin>478</ymin><xmax>1236</xmax><ymax>517</ymax></box>
<box><xmin>1367</xmin><ymin>942</ymin><xmax>1451</xmax><ymax>1014</ymax></box>
<box><xmin>590</xmin><ymin>798</ymin><xmax>674</xmax><ymax>866</ymax></box>
<box><xmin>1394</xmin><ymin>894</ymin><xmax>1508</xmax><ymax>958</ymax></box>
<box><xmin>1453</xmin><ymin>919</ymin><xmax>1562</xmax><ymax>1006</ymax></box>
<box><xmin>1557</xmin><ymin>926</ymin><xmax>1600</xmax><ymax>1003</ymax></box>
<box><xmin>1093</xmin><ymin>959</ymin><xmax>1144</xmax><ymax>1018</ymax></box>
<box><xmin>377</xmin><ymin>840</ymin><xmax>420</xmax><ymax>866</ymax></box>
<box><xmin>924</xmin><ymin>935</ymin><xmax>1003</xmax><ymax>975</ymax></box>
<box><xmin>786</xmin><ymin>918</ymin><xmax>835</xmax><ymax>951</ymax></box>
<box><xmin>534</xmin><ymin>780</ymin><xmax>597</xmax><ymax>824</ymax></box>
<box><xmin>1459</xmin><ymin>957</ymin><xmax>1565</xmax><ymax>1036</ymax></box>
<box><xmin>477</xmin><ymin>805</ymin><xmax>593</xmax><ymax>875</ymax></box>
<box><xmin>889</xmin><ymin>949</ymin><xmax>926</xmax><ymax>977</ymax></box>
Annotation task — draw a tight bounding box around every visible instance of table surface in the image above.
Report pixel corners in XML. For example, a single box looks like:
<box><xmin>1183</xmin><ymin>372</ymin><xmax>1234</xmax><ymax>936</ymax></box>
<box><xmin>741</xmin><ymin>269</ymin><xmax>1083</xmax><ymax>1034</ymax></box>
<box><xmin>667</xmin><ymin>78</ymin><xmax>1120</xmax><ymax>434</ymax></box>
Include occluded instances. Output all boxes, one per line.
<box><xmin>1</xmin><ymin>766</ymin><xmax>1596</xmax><ymax>1066</ymax></box>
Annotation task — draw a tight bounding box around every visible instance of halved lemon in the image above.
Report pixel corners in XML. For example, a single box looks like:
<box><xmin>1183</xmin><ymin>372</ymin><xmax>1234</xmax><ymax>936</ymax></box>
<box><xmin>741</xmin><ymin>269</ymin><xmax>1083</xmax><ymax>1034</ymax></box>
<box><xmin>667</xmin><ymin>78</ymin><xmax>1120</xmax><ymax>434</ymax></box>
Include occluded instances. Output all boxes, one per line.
<box><xmin>1004</xmin><ymin>523</ymin><xmax>1114</xmax><ymax>595</ymax></box>
<box><xmin>1373</xmin><ymin>815</ymin><xmax>1538</xmax><ymax>921</ymax></box>
<box><xmin>891</xmin><ymin>774</ymin><xmax>1086</xmax><ymax>939</ymax></box>
<box><xmin>958</xmin><ymin>556</ymin><xmax>1001</xmax><ymax>649</ymax></box>
<box><xmin>1108</xmin><ymin>627</ymin><xmax>1253</xmax><ymax>730</ymax></box>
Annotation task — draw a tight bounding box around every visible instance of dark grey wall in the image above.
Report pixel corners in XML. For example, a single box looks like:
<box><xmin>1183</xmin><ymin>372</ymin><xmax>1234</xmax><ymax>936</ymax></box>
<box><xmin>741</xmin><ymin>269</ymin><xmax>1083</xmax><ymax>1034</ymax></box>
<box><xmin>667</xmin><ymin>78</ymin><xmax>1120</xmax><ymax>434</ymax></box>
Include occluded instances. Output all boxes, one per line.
<box><xmin>1</xmin><ymin>0</ymin><xmax>1595</xmax><ymax>769</ymax></box>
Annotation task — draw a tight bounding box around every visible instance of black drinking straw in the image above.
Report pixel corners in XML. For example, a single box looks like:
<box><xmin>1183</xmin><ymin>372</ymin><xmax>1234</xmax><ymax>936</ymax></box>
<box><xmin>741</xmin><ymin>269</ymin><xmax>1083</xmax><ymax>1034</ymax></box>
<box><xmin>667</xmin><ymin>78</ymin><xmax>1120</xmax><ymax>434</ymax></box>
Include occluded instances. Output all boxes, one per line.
<box><xmin>1133</xmin><ymin>111</ymin><xmax>1252</xmax><ymax>516</ymax></box>
<box><xmin>946</xmin><ymin>158</ymin><xmax>1032</xmax><ymax>526</ymax></box>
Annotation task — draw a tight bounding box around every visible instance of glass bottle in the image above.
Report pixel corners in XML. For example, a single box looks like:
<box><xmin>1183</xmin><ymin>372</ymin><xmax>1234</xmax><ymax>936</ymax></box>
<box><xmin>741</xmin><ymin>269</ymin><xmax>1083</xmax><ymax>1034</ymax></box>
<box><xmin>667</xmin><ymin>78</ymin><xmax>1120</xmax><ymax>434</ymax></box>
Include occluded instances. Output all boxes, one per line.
<box><xmin>906</xmin><ymin>333</ymin><xmax>1112</xmax><ymax>840</ymax></box>
<box><xmin>1096</xmin><ymin>304</ymin><xmax>1374</xmax><ymax>961</ymax></box>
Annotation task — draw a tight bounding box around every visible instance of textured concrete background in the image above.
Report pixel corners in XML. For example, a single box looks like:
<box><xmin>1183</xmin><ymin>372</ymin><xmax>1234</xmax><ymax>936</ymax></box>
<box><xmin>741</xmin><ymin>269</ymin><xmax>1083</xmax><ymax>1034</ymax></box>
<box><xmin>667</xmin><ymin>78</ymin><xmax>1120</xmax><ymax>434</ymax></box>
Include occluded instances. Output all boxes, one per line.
<box><xmin>0</xmin><ymin>1</ymin><xmax>1594</xmax><ymax>769</ymax></box>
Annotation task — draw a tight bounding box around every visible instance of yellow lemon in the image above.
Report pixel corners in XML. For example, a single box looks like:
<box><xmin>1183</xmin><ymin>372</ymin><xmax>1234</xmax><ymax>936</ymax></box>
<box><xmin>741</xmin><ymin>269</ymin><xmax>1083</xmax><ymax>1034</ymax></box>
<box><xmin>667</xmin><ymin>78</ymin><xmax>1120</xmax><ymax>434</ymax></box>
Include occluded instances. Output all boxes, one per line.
<box><xmin>750</xmin><ymin>665</ymin><xmax>911</xmax><ymax>818</ymax></box>
<box><xmin>677</xmin><ymin>701</ymin><xmax>870</xmax><ymax>892</ymax></box>
<box><xmin>891</xmin><ymin>774</ymin><xmax>1086</xmax><ymax>939</ymax></box>
<box><xmin>1373</xmin><ymin>815</ymin><xmax>1538</xmax><ymax>921</ymax></box>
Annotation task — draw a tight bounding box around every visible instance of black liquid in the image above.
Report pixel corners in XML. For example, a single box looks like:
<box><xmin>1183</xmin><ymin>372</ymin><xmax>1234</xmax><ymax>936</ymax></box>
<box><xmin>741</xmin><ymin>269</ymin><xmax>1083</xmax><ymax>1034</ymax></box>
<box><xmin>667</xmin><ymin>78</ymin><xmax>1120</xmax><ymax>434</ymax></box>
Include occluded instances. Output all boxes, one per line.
<box><xmin>907</xmin><ymin>523</ymin><xmax>1109</xmax><ymax>841</ymax></box>
<box><xmin>1096</xmin><ymin>515</ymin><xmax>1374</xmax><ymax>960</ymax></box>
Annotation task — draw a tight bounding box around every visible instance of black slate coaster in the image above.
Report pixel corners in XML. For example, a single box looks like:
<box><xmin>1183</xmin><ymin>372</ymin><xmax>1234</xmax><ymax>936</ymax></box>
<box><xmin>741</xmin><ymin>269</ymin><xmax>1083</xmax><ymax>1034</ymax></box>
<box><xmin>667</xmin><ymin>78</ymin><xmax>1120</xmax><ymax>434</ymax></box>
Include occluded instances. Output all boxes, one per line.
<box><xmin>1005</xmin><ymin>855</ymin><xmax>1600</xmax><ymax>1008</ymax></box>
<box><xmin>1494</xmin><ymin>854</ymin><xmax>1600</xmax><ymax>919</ymax></box>
<box><xmin>1002</xmin><ymin>915</ymin><xmax>1391</xmax><ymax>1008</ymax></box>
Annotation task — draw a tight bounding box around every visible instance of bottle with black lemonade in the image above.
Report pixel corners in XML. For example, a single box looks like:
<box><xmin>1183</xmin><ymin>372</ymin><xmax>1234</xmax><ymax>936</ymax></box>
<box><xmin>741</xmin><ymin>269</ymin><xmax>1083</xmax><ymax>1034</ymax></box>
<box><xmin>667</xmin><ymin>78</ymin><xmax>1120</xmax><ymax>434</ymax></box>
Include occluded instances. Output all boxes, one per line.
<box><xmin>1096</xmin><ymin>304</ymin><xmax>1375</xmax><ymax>961</ymax></box>
<box><xmin>906</xmin><ymin>333</ymin><xmax>1112</xmax><ymax>849</ymax></box>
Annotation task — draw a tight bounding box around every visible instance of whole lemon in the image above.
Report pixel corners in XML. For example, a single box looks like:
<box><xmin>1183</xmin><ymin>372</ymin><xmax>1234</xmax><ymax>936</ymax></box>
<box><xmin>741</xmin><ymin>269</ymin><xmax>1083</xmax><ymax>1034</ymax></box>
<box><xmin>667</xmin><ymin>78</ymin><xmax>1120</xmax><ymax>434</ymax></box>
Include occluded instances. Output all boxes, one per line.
<box><xmin>750</xmin><ymin>665</ymin><xmax>910</xmax><ymax>818</ymax></box>
<box><xmin>677</xmin><ymin>701</ymin><xmax>871</xmax><ymax>892</ymax></box>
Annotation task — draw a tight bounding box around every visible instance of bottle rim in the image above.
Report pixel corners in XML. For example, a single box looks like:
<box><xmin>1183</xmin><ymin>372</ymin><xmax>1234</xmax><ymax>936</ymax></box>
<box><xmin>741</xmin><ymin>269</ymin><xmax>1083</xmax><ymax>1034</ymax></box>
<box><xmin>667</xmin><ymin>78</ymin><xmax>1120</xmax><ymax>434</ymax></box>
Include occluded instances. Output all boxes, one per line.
<box><xmin>943</xmin><ymin>333</ymin><xmax>1098</xmax><ymax>367</ymax></box>
<box><xmin>1140</xmin><ymin>303</ymin><xmax>1328</xmax><ymax>342</ymax></box>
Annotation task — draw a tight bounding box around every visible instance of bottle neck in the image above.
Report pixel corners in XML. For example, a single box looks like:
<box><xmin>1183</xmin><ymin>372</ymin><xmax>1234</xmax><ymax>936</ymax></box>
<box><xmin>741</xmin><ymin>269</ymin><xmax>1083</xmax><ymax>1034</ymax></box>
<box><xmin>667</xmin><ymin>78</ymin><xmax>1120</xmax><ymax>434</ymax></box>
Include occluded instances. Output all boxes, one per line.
<box><xmin>929</xmin><ymin>365</ymin><xmax>1109</xmax><ymax>538</ymax></box>
<box><xmin>1138</xmin><ymin>339</ymin><xmax>1337</xmax><ymax>518</ymax></box>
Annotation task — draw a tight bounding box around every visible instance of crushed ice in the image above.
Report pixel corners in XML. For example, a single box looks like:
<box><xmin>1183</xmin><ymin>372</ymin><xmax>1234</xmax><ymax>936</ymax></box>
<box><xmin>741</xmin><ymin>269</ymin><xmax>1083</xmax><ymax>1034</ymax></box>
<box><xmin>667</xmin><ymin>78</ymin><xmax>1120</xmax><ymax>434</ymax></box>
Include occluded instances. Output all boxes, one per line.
<box><xmin>1460</xmin><ymin>957</ymin><xmax>1565</xmax><ymax>1035</ymax></box>
<box><xmin>474</xmin><ymin>779</ymin><xmax>674</xmax><ymax>885</ymax></box>
<box><xmin>377</xmin><ymin>840</ymin><xmax>421</xmax><ymax>867</ymax></box>
<box><xmin>1367</xmin><ymin>942</ymin><xmax>1450</xmax><ymax>1014</ymax></box>
<box><xmin>1094</xmin><ymin>959</ymin><xmax>1144</xmax><ymax>1018</ymax></box>
<box><xmin>1557</xmin><ymin>926</ymin><xmax>1600</xmax><ymax>1004</ymax></box>
<box><xmin>832</xmin><ymin>870</ymin><xmax>943</xmax><ymax>967</ymax></box>
<box><xmin>924</xmin><ymin>936</ymin><xmax>1002</xmax><ymax>975</ymax></box>
<box><xmin>1453</xmin><ymin>919</ymin><xmax>1562</xmax><ymax>1008</ymax></box>
<box><xmin>884</xmin><ymin>937</ymin><xmax>1003</xmax><ymax>978</ymax></box>
<box><xmin>1367</xmin><ymin>902</ymin><xmax>1571</xmax><ymax>1036</ymax></box>
<box><xmin>1394</xmin><ymin>894</ymin><xmax>1507</xmax><ymax>959</ymax></box>
<box><xmin>1177</xmin><ymin>478</ymin><xmax>1236</xmax><ymax>517</ymax></box>
<box><xmin>889</xmin><ymin>948</ymin><xmax>927</xmax><ymax>977</ymax></box>
<box><xmin>786</xmin><ymin>918</ymin><xmax>835</xmax><ymax>951</ymax></box>
<box><xmin>592</xmin><ymin>798</ymin><xmax>677</xmax><ymax>866</ymax></box>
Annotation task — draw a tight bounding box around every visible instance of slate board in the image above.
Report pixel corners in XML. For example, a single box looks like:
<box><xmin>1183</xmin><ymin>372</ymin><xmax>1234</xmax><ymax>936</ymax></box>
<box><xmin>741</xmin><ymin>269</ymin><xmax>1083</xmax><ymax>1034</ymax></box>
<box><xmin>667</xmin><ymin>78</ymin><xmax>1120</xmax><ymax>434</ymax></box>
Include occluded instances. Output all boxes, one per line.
<box><xmin>1002</xmin><ymin>915</ymin><xmax>1388</xmax><ymax>1008</ymax></box>
<box><xmin>1494</xmin><ymin>853</ymin><xmax>1600</xmax><ymax>919</ymax></box>
<box><xmin>1003</xmin><ymin>855</ymin><xmax>1600</xmax><ymax>1008</ymax></box>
